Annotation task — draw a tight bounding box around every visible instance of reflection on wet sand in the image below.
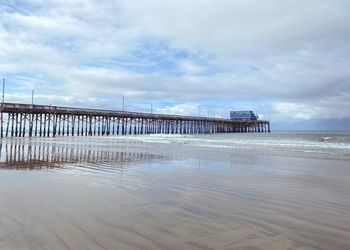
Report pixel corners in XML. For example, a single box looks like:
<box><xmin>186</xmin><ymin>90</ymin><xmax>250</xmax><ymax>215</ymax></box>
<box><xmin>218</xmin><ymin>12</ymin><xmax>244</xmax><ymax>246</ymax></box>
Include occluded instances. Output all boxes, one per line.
<box><xmin>0</xmin><ymin>138</ymin><xmax>350</xmax><ymax>250</ymax></box>
<box><xmin>0</xmin><ymin>139</ymin><xmax>158</xmax><ymax>170</ymax></box>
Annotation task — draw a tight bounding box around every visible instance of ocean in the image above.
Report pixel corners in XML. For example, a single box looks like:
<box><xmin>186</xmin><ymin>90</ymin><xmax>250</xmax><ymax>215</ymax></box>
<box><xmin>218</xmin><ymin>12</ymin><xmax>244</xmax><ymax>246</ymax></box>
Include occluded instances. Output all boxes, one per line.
<box><xmin>0</xmin><ymin>131</ymin><xmax>349</xmax><ymax>249</ymax></box>
<box><xmin>113</xmin><ymin>130</ymin><xmax>350</xmax><ymax>157</ymax></box>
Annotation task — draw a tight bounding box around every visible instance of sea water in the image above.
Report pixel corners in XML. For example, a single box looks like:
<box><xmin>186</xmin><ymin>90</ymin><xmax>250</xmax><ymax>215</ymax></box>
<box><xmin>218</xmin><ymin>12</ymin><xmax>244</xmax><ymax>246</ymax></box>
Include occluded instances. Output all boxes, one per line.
<box><xmin>112</xmin><ymin>130</ymin><xmax>350</xmax><ymax>157</ymax></box>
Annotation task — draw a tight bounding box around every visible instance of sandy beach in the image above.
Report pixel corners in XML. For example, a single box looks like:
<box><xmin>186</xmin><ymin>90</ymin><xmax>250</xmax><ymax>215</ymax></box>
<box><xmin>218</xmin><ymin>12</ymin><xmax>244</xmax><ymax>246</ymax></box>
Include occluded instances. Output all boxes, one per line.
<box><xmin>0</xmin><ymin>135</ymin><xmax>349</xmax><ymax>249</ymax></box>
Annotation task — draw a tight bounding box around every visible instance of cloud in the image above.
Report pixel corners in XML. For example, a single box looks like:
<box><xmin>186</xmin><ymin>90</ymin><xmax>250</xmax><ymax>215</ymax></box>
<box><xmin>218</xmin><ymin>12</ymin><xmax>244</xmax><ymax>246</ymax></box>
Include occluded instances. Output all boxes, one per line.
<box><xmin>156</xmin><ymin>103</ymin><xmax>200</xmax><ymax>116</ymax></box>
<box><xmin>0</xmin><ymin>0</ymin><xmax>349</xmax><ymax>129</ymax></box>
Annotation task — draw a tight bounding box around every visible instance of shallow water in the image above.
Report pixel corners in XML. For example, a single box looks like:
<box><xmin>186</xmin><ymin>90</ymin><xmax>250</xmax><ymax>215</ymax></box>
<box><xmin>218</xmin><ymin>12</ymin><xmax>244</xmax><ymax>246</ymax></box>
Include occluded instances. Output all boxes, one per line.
<box><xmin>0</xmin><ymin>134</ymin><xmax>350</xmax><ymax>249</ymax></box>
<box><xmin>125</xmin><ymin>130</ymin><xmax>350</xmax><ymax>157</ymax></box>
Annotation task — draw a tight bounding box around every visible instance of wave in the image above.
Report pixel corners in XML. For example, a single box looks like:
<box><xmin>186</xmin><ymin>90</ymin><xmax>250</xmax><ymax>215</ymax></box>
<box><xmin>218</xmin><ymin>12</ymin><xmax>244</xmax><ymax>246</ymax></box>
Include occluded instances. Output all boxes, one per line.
<box><xmin>125</xmin><ymin>132</ymin><xmax>350</xmax><ymax>156</ymax></box>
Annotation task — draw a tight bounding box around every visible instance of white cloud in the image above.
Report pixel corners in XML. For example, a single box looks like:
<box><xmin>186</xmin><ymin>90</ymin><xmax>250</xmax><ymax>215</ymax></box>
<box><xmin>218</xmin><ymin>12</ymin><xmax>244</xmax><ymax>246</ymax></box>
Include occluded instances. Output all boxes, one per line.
<box><xmin>0</xmin><ymin>0</ymin><xmax>350</xmax><ymax>129</ymax></box>
<box><xmin>156</xmin><ymin>103</ymin><xmax>200</xmax><ymax>116</ymax></box>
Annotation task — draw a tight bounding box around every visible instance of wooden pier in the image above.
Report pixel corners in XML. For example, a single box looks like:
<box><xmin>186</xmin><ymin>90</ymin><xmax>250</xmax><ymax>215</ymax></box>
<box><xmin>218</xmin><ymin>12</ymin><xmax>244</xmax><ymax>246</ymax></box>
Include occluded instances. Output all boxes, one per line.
<box><xmin>0</xmin><ymin>102</ymin><xmax>270</xmax><ymax>138</ymax></box>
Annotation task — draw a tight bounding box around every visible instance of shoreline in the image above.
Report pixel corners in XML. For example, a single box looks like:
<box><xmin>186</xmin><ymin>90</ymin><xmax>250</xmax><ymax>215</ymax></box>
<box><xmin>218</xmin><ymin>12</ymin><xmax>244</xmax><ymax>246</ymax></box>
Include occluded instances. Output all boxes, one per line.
<box><xmin>2</xmin><ymin>134</ymin><xmax>349</xmax><ymax>162</ymax></box>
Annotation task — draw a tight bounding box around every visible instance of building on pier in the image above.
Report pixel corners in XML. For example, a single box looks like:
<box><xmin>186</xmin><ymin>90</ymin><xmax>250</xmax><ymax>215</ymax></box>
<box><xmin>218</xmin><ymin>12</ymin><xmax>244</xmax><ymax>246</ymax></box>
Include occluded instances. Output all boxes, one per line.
<box><xmin>230</xmin><ymin>111</ymin><xmax>258</xmax><ymax>121</ymax></box>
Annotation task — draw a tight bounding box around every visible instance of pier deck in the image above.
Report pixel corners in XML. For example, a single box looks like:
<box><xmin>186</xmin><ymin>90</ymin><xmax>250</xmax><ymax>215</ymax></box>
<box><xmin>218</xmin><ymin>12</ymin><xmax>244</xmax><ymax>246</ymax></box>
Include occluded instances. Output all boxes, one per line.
<box><xmin>0</xmin><ymin>102</ymin><xmax>270</xmax><ymax>138</ymax></box>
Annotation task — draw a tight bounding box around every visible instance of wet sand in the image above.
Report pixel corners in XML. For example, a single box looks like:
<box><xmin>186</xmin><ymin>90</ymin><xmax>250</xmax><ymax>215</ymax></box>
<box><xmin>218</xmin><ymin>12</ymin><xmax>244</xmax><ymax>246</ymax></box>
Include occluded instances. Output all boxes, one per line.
<box><xmin>0</xmin><ymin>137</ymin><xmax>350</xmax><ymax>249</ymax></box>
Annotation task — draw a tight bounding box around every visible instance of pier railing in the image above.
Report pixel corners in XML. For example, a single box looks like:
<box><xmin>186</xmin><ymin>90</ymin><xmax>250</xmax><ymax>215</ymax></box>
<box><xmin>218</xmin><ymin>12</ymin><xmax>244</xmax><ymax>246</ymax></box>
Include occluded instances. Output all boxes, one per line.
<box><xmin>0</xmin><ymin>102</ymin><xmax>270</xmax><ymax>138</ymax></box>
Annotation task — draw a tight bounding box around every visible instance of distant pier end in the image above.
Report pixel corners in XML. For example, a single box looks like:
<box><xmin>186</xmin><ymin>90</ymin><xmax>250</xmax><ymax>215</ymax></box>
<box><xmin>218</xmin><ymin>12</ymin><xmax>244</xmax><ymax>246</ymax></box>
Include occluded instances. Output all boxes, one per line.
<box><xmin>0</xmin><ymin>102</ymin><xmax>270</xmax><ymax>138</ymax></box>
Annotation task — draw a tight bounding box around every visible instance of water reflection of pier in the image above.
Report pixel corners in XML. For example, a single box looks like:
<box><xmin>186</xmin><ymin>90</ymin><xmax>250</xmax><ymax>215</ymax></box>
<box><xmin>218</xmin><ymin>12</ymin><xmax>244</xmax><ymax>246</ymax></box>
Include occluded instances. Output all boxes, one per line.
<box><xmin>0</xmin><ymin>141</ymin><xmax>156</xmax><ymax>170</ymax></box>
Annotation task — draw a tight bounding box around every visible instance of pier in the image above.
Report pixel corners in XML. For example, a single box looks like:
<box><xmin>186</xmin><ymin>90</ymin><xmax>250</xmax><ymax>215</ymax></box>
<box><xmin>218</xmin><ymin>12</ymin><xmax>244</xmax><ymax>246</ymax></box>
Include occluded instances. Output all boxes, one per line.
<box><xmin>0</xmin><ymin>102</ymin><xmax>270</xmax><ymax>138</ymax></box>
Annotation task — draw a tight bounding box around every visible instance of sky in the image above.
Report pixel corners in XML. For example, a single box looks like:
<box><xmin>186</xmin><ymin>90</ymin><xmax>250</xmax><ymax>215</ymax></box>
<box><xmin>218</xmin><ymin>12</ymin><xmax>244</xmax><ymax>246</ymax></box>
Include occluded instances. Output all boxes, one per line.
<box><xmin>0</xmin><ymin>0</ymin><xmax>349</xmax><ymax>130</ymax></box>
